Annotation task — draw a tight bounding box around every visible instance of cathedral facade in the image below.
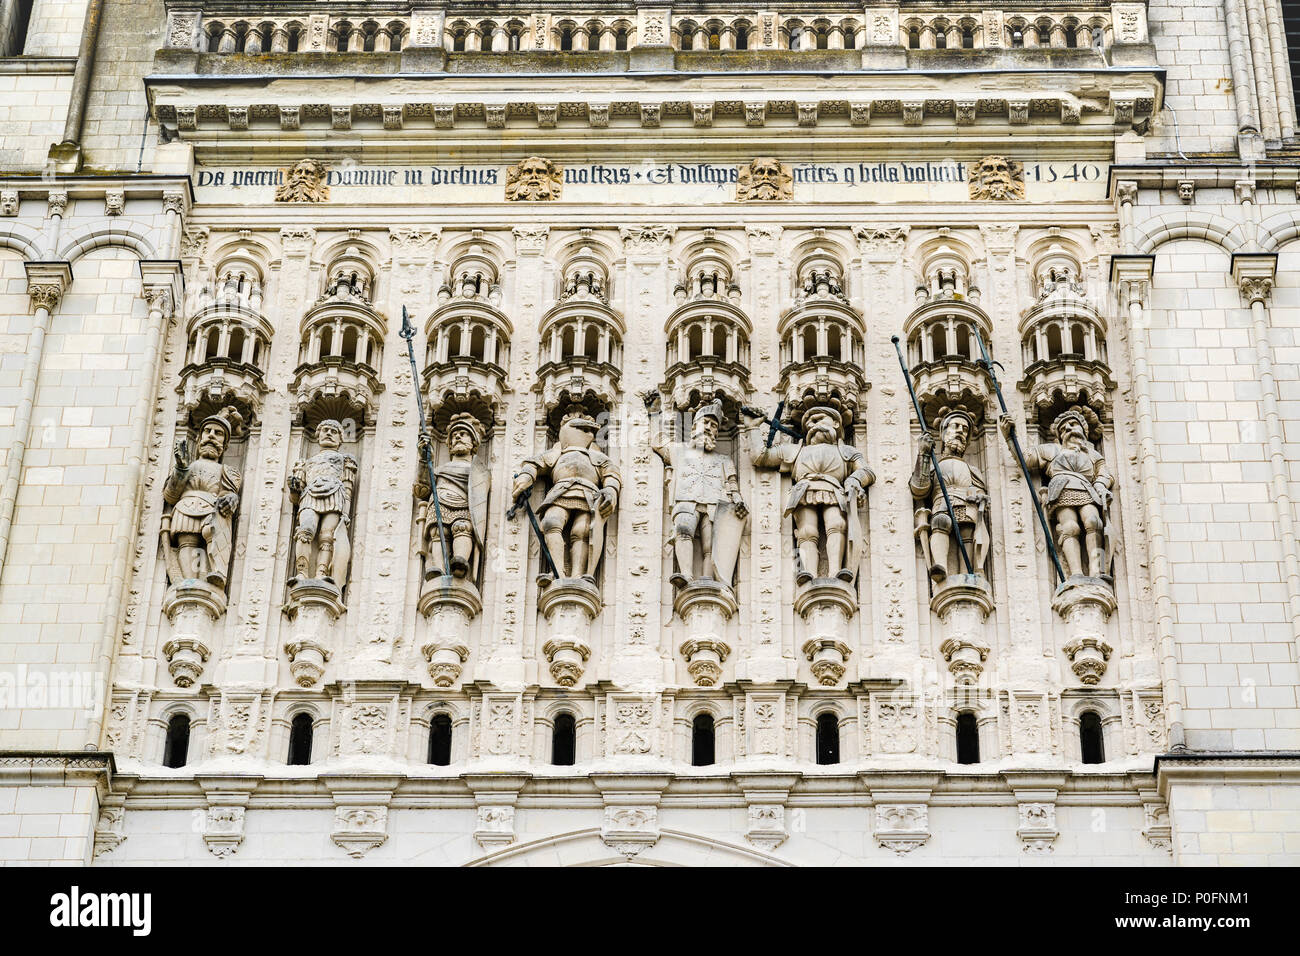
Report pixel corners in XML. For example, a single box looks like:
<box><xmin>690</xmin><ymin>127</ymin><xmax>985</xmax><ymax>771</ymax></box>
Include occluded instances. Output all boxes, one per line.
<box><xmin>0</xmin><ymin>0</ymin><xmax>1298</xmax><ymax>865</ymax></box>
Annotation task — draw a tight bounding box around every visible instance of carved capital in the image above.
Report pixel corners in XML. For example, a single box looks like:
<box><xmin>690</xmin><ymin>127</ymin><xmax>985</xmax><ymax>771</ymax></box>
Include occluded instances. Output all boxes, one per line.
<box><xmin>162</xmin><ymin>190</ymin><xmax>188</xmax><ymax>217</ymax></box>
<box><xmin>512</xmin><ymin>226</ymin><xmax>549</xmax><ymax>255</ymax></box>
<box><xmin>619</xmin><ymin>224</ymin><xmax>675</xmax><ymax>257</ymax></box>
<box><xmin>46</xmin><ymin>191</ymin><xmax>68</xmax><ymax>218</ymax></box>
<box><xmin>1231</xmin><ymin>254</ymin><xmax>1277</xmax><ymax>305</ymax></box>
<box><xmin>1115</xmin><ymin>180</ymin><xmax>1138</xmax><ymax>205</ymax></box>
<box><xmin>24</xmin><ymin>261</ymin><xmax>73</xmax><ymax>311</ymax></box>
<box><xmin>139</xmin><ymin>260</ymin><xmax>184</xmax><ymax>318</ymax></box>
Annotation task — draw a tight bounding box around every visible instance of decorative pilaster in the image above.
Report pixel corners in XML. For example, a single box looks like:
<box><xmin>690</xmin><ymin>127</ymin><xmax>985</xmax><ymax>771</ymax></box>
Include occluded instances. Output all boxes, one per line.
<box><xmin>592</xmin><ymin>774</ymin><xmax>671</xmax><ymax>859</ymax></box>
<box><xmin>733</xmin><ymin>772</ymin><xmax>800</xmax><ymax>851</ymax></box>
<box><xmin>325</xmin><ymin>776</ymin><xmax>400</xmax><ymax>858</ymax></box>
<box><xmin>466</xmin><ymin>773</ymin><xmax>529</xmax><ymax>850</ymax></box>
<box><xmin>0</xmin><ymin>261</ymin><xmax>74</xmax><ymax>575</ymax></box>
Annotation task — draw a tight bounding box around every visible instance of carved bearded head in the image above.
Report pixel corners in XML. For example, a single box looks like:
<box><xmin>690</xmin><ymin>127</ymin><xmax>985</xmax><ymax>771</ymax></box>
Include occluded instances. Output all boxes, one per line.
<box><xmin>738</xmin><ymin>157</ymin><xmax>792</xmax><ymax>201</ymax></box>
<box><xmin>938</xmin><ymin>410</ymin><xmax>973</xmax><ymax>456</ymax></box>
<box><xmin>506</xmin><ymin>157</ymin><xmax>562</xmax><ymax>201</ymax></box>
<box><xmin>447</xmin><ymin>414</ymin><xmax>483</xmax><ymax>457</ymax></box>
<box><xmin>691</xmin><ymin>401</ymin><xmax>723</xmax><ymax>452</ymax></box>
<box><xmin>1051</xmin><ymin>408</ymin><xmax>1094</xmax><ymax>449</ymax></box>
<box><xmin>969</xmin><ymin>155</ymin><xmax>1024</xmax><ymax>201</ymax></box>
<box><xmin>196</xmin><ymin>405</ymin><xmax>243</xmax><ymax>460</ymax></box>
<box><xmin>276</xmin><ymin>159</ymin><xmax>328</xmax><ymax>203</ymax></box>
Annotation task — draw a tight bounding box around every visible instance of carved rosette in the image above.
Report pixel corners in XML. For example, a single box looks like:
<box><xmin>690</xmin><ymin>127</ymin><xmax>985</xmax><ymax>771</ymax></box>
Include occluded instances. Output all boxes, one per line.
<box><xmin>675</xmin><ymin>581</ymin><xmax>737</xmax><ymax>687</ymax></box>
<box><xmin>794</xmin><ymin>579</ymin><xmax>856</xmax><ymax>686</ymax></box>
<box><xmin>538</xmin><ymin>578</ymin><xmax>601</xmax><ymax>686</ymax></box>
<box><xmin>1053</xmin><ymin>581</ymin><xmax>1118</xmax><ymax>684</ymax></box>
<box><xmin>932</xmin><ymin>578</ymin><xmax>994</xmax><ymax>684</ymax></box>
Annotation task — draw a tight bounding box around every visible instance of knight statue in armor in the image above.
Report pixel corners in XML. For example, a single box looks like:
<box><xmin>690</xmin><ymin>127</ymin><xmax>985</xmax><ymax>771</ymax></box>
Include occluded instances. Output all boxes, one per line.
<box><xmin>288</xmin><ymin>418</ymin><xmax>358</xmax><ymax>585</ymax></box>
<box><xmin>161</xmin><ymin>405</ymin><xmax>244</xmax><ymax>590</ymax></box>
<box><xmin>415</xmin><ymin>412</ymin><xmax>491</xmax><ymax>582</ymax></box>
<box><xmin>909</xmin><ymin>407</ymin><xmax>990</xmax><ymax>582</ymax></box>
<box><xmin>511</xmin><ymin>407</ymin><xmax>622</xmax><ymax>584</ymax></box>
<box><xmin>1000</xmin><ymin>406</ymin><xmax>1115</xmax><ymax>582</ymax></box>
<box><xmin>646</xmin><ymin>396</ymin><xmax>748</xmax><ymax>589</ymax></box>
<box><xmin>752</xmin><ymin>405</ymin><xmax>874</xmax><ymax>585</ymax></box>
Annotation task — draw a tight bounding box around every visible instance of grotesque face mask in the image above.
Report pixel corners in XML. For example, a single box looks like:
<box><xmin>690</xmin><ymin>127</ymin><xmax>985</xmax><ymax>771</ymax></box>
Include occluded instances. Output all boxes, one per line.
<box><xmin>751</xmin><ymin>160</ymin><xmax>783</xmax><ymax>199</ymax></box>
<box><xmin>980</xmin><ymin>156</ymin><xmax>1014</xmax><ymax>198</ymax></box>
<box><xmin>511</xmin><ymin>158</ymin><xmax>558</xmax><ymax>200</ymax></box>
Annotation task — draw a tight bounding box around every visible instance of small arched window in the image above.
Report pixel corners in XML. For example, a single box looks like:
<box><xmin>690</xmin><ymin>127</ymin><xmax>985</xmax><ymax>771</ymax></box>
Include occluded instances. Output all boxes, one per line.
<box><xmin>163</xmin><ymin>713</ymin><xmax>191</xmax><ymax>768</ymax></box>
<box><xmin>560</xmin><ymin>28</ymin><xmax>573</xmax><ymax>51</ymax></box>
<box><xmin>692</xmin><ymin>713</ymin><xmax>716</xmax><ymax>766</ymax></box>
<box><xmin>288</xmin><ymin>712</ymin><xmax>313</xmax><ymax>765</ymax></box>
<box><xmin>956</xmin><ymin>712</ymin><xmax>980</xmax><ymax>764</ymax></box>
<box><xmin>429</xmin><ymin>714</ymin><xmax>453</xmax><ymax>765</ymax></box>
<box><xmin>552</xmin><ymin>713</ymin><xmax>576</xmax><ymax>766</ymax></box>
<box><xmin>1079</xmin><ymin>711</ymin><xmax>1105</xmax><ymax>764</ymax></box>
<box><xmin>815</xmin><ymin>712</ymin><xmax>840</xmax><ymax>765</ymax></box>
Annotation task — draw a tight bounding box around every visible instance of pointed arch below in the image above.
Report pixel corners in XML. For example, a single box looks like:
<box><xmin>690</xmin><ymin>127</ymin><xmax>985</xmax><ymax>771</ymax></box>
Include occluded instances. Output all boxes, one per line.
<box><xmin>465</xmin><ymin>827</ymin><xmax>795</xmax><ymax>867</ymax></box>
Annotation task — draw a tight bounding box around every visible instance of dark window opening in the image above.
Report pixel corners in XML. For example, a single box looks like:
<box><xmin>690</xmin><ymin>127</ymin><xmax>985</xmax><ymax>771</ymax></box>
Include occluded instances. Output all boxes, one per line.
<box><xmin>956</xmin><ymin>712</ymin><xmax>980</xmax><ymax>764</ymax></box>
<box><xmin>1080</xmin><ymin>711</ymin><xmax>1105</xmax><ymax>764</ymax></box>
<box><xmin>552</xmin><ymin>712</ymin><xmax>576</xmax><ymax>766</ymax></box>
<box><xmin>0</xmin><ymin>0</ymin><xmax>33</xmax><ymax>56</ymax></box>
<box><xmin>692</xmin><ymin>713</ymin><xmax>716</xmax><ymax>766</ymax></box>
<box><xmin>429</xmin><ymin>713</ymin><xmax>453</xmax><ymax>765</ymax></box>
<box><xmin>163</xmin><ymin>713</ymin><xmax>191</xmax><ymax>768</ymax></box>
<box><xmin>288</xmin><ymin>712</ymin><xmax>313</xmax><ymax>765</ymax></box>
<box><xmin>815</xmin><ymin>712</ymin><xmax>840</xmax><ymax>765</ymax></box>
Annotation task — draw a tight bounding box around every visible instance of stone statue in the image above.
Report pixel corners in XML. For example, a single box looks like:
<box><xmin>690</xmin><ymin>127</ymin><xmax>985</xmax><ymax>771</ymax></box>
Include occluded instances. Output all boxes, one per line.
<box><xmin>505</xmin><ymin>156</ymin><xmax>563</xmax><ymax>201</ymax></box>
<box><xmin>646</xmin><ymin>397</ymin><xmax>748</xmax><ymax>589</ymax></box>
<box><xmin>736</xmin><ymin>157</ymin><xmax>793</xmax><ymax>201</ymax></box>
<box><xmin>511</xmin><ymin>407</ymin><xmax>621</xmax><ymax>583</ymax></box>
<box><xmin>1000</xmin><ymin>407</ymin><xmax>1114</xmax><ymax>581</ymax></box>
<box><xmin>289</xmin><ymin>419</ymin><xmax>358</xmax><ymax>584</ymax></box>
<box><xmin>752</xmin><ymin>406</ymin><xmax>874</xmax><ymax>584</ymax></box>
<box><xmin>161</xmin><ymin>406</ymin><xmax>244</xmax><ymax>589</ymax></box>
<box><xmin>909</xmin><ymin>408</ymin><xmax>990</xmax><ymax>583</ymax></box>
<box><xmin>415</xmin><ymin>413</ymin><xmax>490</xmax><ymax>582</ymax></box>
<box><xmin>968</xmin><ymin>154</ymin><xmax>1025</xmax><ymax>201</ymax></box>
<box><xmin>275</xmin><ymin>158</ymin><xmax>329</xmax><ymax>203</ymax></box>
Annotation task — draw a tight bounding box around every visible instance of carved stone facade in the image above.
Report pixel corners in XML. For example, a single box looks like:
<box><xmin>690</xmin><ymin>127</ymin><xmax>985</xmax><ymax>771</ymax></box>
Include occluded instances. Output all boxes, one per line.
<box><xmin>0</xmin><ymin>0</ymin><xmax>1298</xmax><ymax>869</ymax></box>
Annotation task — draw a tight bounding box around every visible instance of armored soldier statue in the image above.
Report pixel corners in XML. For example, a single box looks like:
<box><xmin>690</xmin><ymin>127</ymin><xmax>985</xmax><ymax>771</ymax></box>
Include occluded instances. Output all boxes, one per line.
<box><xmin>752</xmin><ymin>405</ymin><xmax>874</xmax><ymax>585</ymax></box>
<box><xmin>161</xmin><ymin>405</ymin><xmax>244</xmax><ymax>589</ymax></box>
<box><xmin>1000</xmin><ymin>406</ymin><xmax>1114</xmax><ymax>581</ymax></box>
<box><xmin>910</xmin><ymin>408</ymin><xmax>990</xmax><ymax>582</ymax></box>
<box><xmin>646</xmin><ymin>397</ymin><xmax>748</xmax><ymax>588</ymax></box>
<box><xmin>289</xmin><ymin>418</ymin><xmax>358</xmax><ymax>584</ymax></box>
<box><xmin>415</xmin><ymin>412</ymin><xmax>490</xmax><ymax>582</ymax></box>
<box><xmin>512</xmin><ymin>407</ymin><xmax>621</xmax><ymax>584</ymax></box>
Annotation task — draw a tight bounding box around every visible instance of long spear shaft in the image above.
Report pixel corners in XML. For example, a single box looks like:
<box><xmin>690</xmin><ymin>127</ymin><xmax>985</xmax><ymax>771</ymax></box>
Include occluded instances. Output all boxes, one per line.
<box><xmin>400</xmin><ymin>306</ymin><xmax>451</xmax><ymax>577</ymax></box>
<box><xmin>507</xmin><ymin>486</ymin><xmax>559</xmax><ymax>579</ymax></box>
<box><xmin>973</xmin><ymin>327</ymin><xmax>1066</xmax><ymax>585</ymax></box>
<box><xmin>891</xmin><ymin>336</ymin><xmax>975</xmax><ymax>577</ymax></box>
